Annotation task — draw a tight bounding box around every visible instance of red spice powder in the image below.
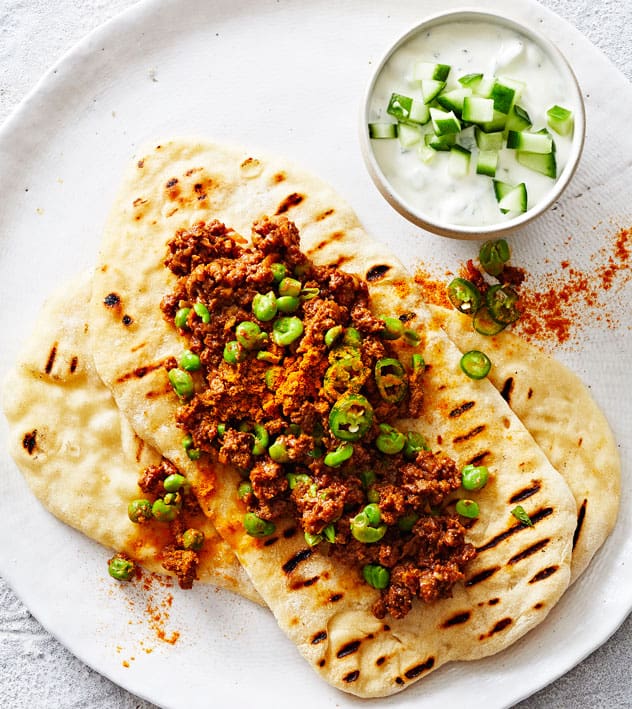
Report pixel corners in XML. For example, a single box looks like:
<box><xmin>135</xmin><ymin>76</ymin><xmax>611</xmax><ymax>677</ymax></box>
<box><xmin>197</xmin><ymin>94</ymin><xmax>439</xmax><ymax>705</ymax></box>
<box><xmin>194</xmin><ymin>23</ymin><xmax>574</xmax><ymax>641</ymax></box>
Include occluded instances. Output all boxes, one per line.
<box><xmin>414</xmin><ymin>227</ymin><xmax>631</xmax><ymax>350</ymax></box>
<box><xmin>141</xmin><ymin>573</ymin><xmax>180</xmax><ymax>645</ymax></box>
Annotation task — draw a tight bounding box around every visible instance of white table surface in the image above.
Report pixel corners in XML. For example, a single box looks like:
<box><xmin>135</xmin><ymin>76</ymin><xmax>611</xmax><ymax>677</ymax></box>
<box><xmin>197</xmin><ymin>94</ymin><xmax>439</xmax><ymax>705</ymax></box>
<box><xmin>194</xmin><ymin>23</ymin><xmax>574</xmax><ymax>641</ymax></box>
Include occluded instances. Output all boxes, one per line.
<box><xmin>1</xmin><ymin>1</ymin><xmax>630</xmax><ymax>707</ymax></box>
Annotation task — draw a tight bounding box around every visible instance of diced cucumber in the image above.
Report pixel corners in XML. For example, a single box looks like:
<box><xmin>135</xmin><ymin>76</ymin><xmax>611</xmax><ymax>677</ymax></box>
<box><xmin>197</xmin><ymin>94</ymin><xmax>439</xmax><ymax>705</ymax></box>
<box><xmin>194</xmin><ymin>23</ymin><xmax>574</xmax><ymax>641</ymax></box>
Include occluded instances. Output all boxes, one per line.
<box><xmin>491</xmin><ymin>76</ymin><xmax>525</xmax><ymax>111</ymax></box>
<box><xmin>368</xmin><ymin>122</ymin><xmax>398</xmax><ymax>139</ymax></box>
<box><xmin>475</xmin><ymin>128</ymin><xmax>504</xmax><ymax>151</ymax></box>
<box><xmin>457</xmin><ymin>125</ymin><xmax>477</xmax><ymax>151</ymax></box>
<box><xmin>458</xmin><ymin>72</ymin><xmax>483</xmax><ymax>89</ymax></box>
<box><xmin>462</xmin><ymin>96</ymin><xmax>494</xmax><ymax>124</ymax></box>
<box><xmin>547</xmin><ymin>104</ymin><xmax>574</xmax><ymax>136</ymax></box>
<box><xmin>493</xmin><ymin>180</ymin><xmax>515</xmax><ymax>201</ymax></box>
<box><xmin>436</xmin><ymin>87</ymin><xmax>472</xmax><ymax>115</ymax></box>
<box><xmin>517</xmin><ymin>150</ymin><xmax>557</xmax><ymax>178</ymax></box>
<box><xmin>506</xmin><ymin>130</ymin><xmax>553</xmax><ymax>153</ymax></box>
<box><xmin>497</xmin><ymin>183</ymin><xmax>528</xmax><ymax>214</ymax></box>
<box><xmin>488</xmin><ymin>79</ymin><xmax>516</xmax><ymax>114</ymax></box>
<box><xmin>417</xmin><ymin>142</ymin><xmax>436</xmax><ymax>163</ymax></box>
<box><xmin>387</xmin><ymin>93</ymin><xmax>429</xmax><ymax>125</ymax></box>
<box><xmin>430</xmin><ymin>107</ymin><xmax>461</xmax><ymax>135</ymax></box>
<box><xmin>413</xmin><ymin>61</ymin><xmax>451</xmax><ymax>81</ymax></box>
<box><xmin>505</xmin><ymin>104</ymin><xmax>532</xmax><ymax>132</ymax></box>
<box><xmin>408</xmin><ymin>99</ymin><xmax>430</xmax><ymax>125</ymax></box>
<box><xmin>476</xmin><ymin>149</ymin><xmax>499</xmax><ymax>177</ymax></box>
<box><xmin>398</xmin><ymin>122</ymin><xmax>423</xmax><ymax>149</ymax></box>
<box><xmin>387</xmin><ymin>93</ymin><xmax>413</xmax><ymax>122</ymax></box>
<box><xmin>448</xmin><ymin>145</ymin><xmax>471</xmax><ymax>177</ymax></box>
<box><xmin>421</xmin><ymin>79</ymin><xmax>446</xmax><ymax>104</ymax></box>
<box><xmin>425</xmin><ymin>132</ymin><xmax>456</xmax><ymax>151</ymax></box>
<box><xmin>478</xmin><ymin>110</ymin><xmax>508</xmax><ymax>133</ymax></box>
<box><xmin>474</xmin><ymin>75</ymin><xmax>496</xmax><ymax>97</ymax></box>
<box><xmin>535</xmin><ymin>127</ymin><xmax>557</xmax><ymax>153</ymax></box>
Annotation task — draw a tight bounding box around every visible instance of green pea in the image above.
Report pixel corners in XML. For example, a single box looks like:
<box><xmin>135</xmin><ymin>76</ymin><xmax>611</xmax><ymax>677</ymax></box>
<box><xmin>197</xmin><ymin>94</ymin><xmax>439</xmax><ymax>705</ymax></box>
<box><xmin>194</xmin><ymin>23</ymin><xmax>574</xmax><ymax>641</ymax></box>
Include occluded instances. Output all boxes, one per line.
<box><xmin>397</xmin><ymin>512</ymin><xmax>419</xmax><ymax>532</ymax></box>
<box><xmin>375</xmin><ymin>423</ymin><xmax>406</xmax><ymax>455</ymax></box>
<box><xmin>252</xmin><ymin>291</ymin><xmax>278</xmax><ymax>322</ymax></box>
<box><xmin>174</xmin><ymin>307</ymin><xmax>191</xmax><ymax>329</ymax></box>
<box><xmin>350</xmin><ymin>511</ymin><xmax>386</xmax><ymax>543</ymax></box>
<box><xmin>359</xmin><ymin>470</ymin><xmax>376</xmax><ymax>489</ymax></box>
<box><xmin>381</xmin><ymin>316</ymin><xmax>404</xmax><ymax>340</ymax></box>
<box><xmin>343</xmin><ymin>327</ymin><xmax>362</xmax><ymax>347</ymax></box>
<box><xmin>403</xmin><ymin>431</ymin><xmax>429</xmax><ymax>460</ymax></box>
<box><xmin>278</xmin><ymin>277</ymin><xmax>302</xmax><ymax>297</ymax></box>
<box><xmin>236</xmin><ymin>321</ymin><xmax>265</xmax><ymax>350</ymax></box>
<box><xmin>182</xmin><ymin>528</ymin><xmax>205</xmax><ymax>551</ymax></box>
<box><xmin>264</xmin><ymin>366</ymin><xmax>281</xmax><ymax>392</ymax></box>
<box><xmin>270</xmin><ymin>262</ymin><xmax>287</xmax><ymax>283</ymax></box>
<box><xmin>276</xmin><ymin>295</ymin><xmax>300</xmax><ymax>313</ymax></box>
<box><xmin>108</xmin><ymin>556</ymin><xmax>135</xmax><ymax>582</ymax></box>
<box><xmin>511</xmin><ymin>505</ymin><xmax>533</xmax><ymax>527</ymax></box>
<box><xmin>127</xmin><ymin>499</ymin><xmax>153</xmax><ymax>524</ymax></box>
<box><xmin>223</xmin><ymin>340</ymin><xmax>246</xmax><ymax>364</ymax></box>
<box><xmin>300</xmin><ymin>287</ymin><xmax>319</xmax><ymax>301</ymax></box>
<box><xmin>268</xmin><ymin>438</ymin><xmax>290</xmax><ymax>463</ymax></box>
<box><xmin>403</xmin><ymin>328</ymin><xmax>421</xmax><ymax>346</ymax></box>
<box><xmin>461</xmin><ymin>464</ymin><xmax>489</xmax><ymax>491</ymax></box>
<box><xmin>362</xmin><ymin>563</ymin><xmax>390</xmax><ymax>590</ymax></box>
<box><xmin>366</xmin><ymin>486</ymin><xmax>380</xmax><ymax>504</ymax></box>
<box><xmin>304</xmin><ymin>531</ymin><xmax>323</xmax><ymax>547</ymax></box>
<box><xmin>152</xmin><ymin>498</ymin><xmax>179</xmax><ymax>522</ymax></box>
<box><xmin>179</xmin><ymin>349</ymin><xmax>201</xmax><ymax>372</ymax></box>
<box><xmin>324</xmin><ymin>325</ymin><xmax>343</xmax><ymax>348</ymax></box>
<box><xmin>193</xmin><ymin>302</ymin><xmax>211</xmax><ymax>324</ymax></box>
<box><xmin>272</xmin><ymin>316</ymin><xmax>304</xmax><ymax>346</ymax></box>
<box><xmin>411</xmin><ymin>353</ymin><xmax>425</xmax><ymax>371</ymax></box>
<box><xmin>257</xmin><ymin>350</ymin><xmax>280</xmax><ymax>364</ymax></box>
<box><xmin>323</xmin><ymin>524</ymin><xmax>336</xmax><ymax>543</ymax></box>
<box><xmin>324</xmin><ymin>442</ymin><xmax>353</xmax><ymax>467</ymax></box>
<box><xmin>293</xmin><ymin>263</ymin><xmax>310</xmax><ymax>278</ymax></box>
<box><xmin>182</xmin><ymin>433</ymin><xmax>194</xmax><ymax>450</ymax></box>
<box><xmin>286</xmin><ymin>472</ymin><xmax>311</xmax><ymax>489</ymax></box>
<box><xmin>243</xmin><ymin>512</ymin><xmax>276</xmax><ymax>538</ymax></box>
<box><xmin>455</xmin><ymin>499</ymin><xmax>480</xmax><ymax>519</ymax></box>
<box><xmin>163</xmin><ymin>492</ymin><xmax>181</xmax><ymax>506</ymax></box>
<box><xmin>238</xmin><ymin>481</ymin><xmax>253</xmax><ymax>499</ymax></box>
<box><xmin>216</xmin><ymin>423</ymin><xmax>226</xmax><ymax>437</ymax></box>
<box><xmin>163</xmin><ymin>473</ymin><xmax>186</xmax><ymax>493</ymax></box>
<box><xmin>251</xmin><ymin>423</ymin><xmax>269</xmax><ymax>456</ymax></box>
<box><xmin>363</xmin><ymin>503</ymin><xmax>382</xmax><ymax>526</ymax></box>
<box><xmin>168</xmin><ymin>368</ymin><xmax>194</xmax><ymax>399</ymax></box>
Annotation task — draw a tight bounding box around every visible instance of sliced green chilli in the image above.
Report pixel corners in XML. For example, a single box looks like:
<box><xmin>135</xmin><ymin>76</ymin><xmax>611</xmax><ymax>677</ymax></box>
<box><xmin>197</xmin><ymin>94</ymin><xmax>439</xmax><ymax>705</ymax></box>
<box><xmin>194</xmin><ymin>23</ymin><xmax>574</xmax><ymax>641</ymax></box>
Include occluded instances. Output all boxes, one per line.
<box><xmin>447</xmin><ymin>278</ymin><xmax>482</xmax><ymax>315</ymax></box>
<box><xmin>460</xmin><ymin>350</ymin><xmax>492</xmax><ymax>380</ymax></box>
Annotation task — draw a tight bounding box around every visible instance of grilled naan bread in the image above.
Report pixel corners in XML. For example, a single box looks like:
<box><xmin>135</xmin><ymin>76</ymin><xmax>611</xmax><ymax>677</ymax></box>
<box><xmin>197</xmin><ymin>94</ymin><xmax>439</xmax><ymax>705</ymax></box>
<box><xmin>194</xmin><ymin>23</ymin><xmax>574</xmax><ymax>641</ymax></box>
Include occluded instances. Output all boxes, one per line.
<box><xmin>87</xmin><ymin>139</ymin><xmax>583</xmax><ymax>697</ymax></box>
<box><xmin>429</xmin><ymin>305</ymin><xmax>620</xmax><ymax>583</ymax></box>
<box><xmin>2</xmin><ymin>270</ymin><xmax>259</xmax><ymax>601</ymax></box>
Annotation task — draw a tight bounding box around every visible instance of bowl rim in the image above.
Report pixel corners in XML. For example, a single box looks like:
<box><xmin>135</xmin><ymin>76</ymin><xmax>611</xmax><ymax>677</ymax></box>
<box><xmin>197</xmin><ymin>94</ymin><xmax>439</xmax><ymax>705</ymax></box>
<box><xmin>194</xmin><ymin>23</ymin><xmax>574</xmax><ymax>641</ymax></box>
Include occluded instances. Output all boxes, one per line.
<box><xmin>360</xmin><ymin>7</ymin><xmax>586</xmax><ymax>239</ymax></box>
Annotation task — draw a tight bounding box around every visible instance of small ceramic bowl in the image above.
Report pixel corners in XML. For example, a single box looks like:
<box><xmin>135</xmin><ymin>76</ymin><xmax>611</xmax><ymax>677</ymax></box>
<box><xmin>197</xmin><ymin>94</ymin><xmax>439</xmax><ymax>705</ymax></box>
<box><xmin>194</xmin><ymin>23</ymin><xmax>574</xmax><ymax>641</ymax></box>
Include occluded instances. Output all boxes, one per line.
<box><xmin>360</xmin><ymin>9</ymin><xmax>585</xmax><ymax>239</ymax></box>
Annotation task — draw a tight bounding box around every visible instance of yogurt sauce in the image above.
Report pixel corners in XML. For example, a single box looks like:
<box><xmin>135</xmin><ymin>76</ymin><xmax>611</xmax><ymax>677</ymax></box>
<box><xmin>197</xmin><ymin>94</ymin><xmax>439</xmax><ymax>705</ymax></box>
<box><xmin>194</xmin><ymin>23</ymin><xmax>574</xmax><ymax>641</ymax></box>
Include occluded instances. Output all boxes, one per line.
<box><xmin>367</xmin><ymin>19</ymin><xmax>579</xmax><ymax>227</ymax></box>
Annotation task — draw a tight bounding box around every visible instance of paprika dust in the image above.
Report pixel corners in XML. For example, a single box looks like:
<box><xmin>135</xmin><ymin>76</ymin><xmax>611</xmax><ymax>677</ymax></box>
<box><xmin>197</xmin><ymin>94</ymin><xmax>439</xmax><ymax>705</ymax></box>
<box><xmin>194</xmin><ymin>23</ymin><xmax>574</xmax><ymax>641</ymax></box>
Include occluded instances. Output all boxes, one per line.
<box><xmin>414</xmin><ymin>226</ymin><xmax>631</xmax><ymax>351</ymax></box>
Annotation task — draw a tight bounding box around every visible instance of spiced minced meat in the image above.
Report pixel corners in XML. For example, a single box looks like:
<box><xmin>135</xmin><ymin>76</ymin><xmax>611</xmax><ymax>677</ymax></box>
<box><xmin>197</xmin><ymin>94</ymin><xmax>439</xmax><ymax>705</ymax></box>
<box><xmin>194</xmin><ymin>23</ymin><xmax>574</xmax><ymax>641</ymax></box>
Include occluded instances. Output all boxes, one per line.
<box><xmin>128</xmin><ymin>457</ymin><xmax>207</xmax><ymax>589</ymax></box>
<box><xmin>159</xmin><ymin>215</ymin><xmax>476</xmax><ymax>619</ymax></box>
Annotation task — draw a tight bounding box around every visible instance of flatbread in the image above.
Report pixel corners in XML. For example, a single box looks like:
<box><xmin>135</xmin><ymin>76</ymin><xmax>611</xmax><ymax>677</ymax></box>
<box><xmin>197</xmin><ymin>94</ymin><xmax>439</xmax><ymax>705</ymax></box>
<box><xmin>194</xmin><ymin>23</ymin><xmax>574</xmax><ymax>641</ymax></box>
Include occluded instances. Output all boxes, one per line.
<box><xmin>1</xmin><ymin>269</ymin><xmax>259</xmax><ymax>601</ymax></box>
<box><xmin>87</xmin><ymin>138</ymin><xmax>579</xmax><ymax>697</ymax></box>
<box><xmin>429</xmin><ymin>304</ymin><xmax>620</xmax><ymax>583</ymax></box>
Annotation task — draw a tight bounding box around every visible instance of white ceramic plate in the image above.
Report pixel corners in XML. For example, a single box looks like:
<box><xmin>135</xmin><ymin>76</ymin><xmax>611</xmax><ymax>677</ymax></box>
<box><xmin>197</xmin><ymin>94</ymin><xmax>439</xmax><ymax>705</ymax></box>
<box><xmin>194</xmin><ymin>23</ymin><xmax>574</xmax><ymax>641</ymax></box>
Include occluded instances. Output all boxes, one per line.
<box><xmin>0</xmin><ymin>1</ymin><xmax>630</xmax><ymax>708</ymax></box>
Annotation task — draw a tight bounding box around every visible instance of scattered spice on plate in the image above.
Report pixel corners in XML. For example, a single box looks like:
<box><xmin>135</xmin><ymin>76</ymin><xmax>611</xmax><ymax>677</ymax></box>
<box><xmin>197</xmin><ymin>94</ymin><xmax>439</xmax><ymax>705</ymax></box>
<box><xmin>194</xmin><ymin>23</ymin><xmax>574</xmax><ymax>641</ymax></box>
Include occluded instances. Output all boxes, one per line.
<box><xmin>414</xmin><ymin>225</ymin><xmax>631</xmax><ymax>350</ymax></box>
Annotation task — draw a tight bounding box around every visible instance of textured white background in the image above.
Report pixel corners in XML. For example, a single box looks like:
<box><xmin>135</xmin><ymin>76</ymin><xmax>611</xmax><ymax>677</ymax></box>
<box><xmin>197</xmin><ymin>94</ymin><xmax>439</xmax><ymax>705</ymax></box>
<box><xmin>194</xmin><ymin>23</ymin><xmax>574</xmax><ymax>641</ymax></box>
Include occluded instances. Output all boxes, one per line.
<box><xmin>0</xmin><ymin>1</ymin><xmax>630</xmax><ymax>707</ymax></box>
